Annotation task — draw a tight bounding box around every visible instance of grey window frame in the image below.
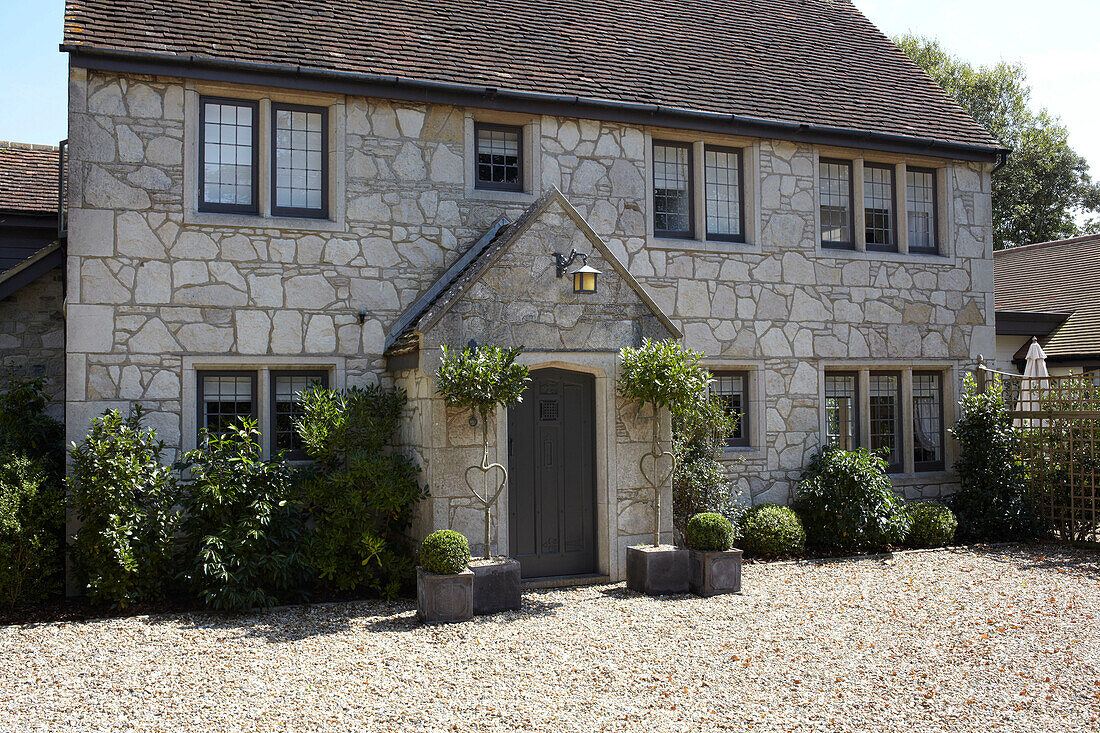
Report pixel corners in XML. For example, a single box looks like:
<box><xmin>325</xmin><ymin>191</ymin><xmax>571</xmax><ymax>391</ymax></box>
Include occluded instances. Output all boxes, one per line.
<box><xmin>269</xmin><ymin>370</ymin><xmax>329</xmax><ymax>460</ymax></box>
<box><xmin>710</xmin><ymin>370</ymin><xmax>750</xmax><ymax>447</ymax></box>
<box><xmin>270</xmin><ymin>102</ymin><xmax>329</xmax><ymax>219</ymax></box>
<box><xmin>703</xmin><ymin>145</ymin><xmax>746</xmax><ymax>243</ymax></box>
<box><xmin>820</xmin><ymin>158</ymin><xmax>855</xmax><ymax>249</ymax></box>
<box><xmin>474</xmin><ymin>122</ymin><xmax>524</xmax><ymax>192</ymax></box>
<box><xmin>912</xmin><ymin>370</ymin><xmax>946</xmax><ymax>472</ymax></box>
<box><xmin>906</xmin><ymin>166</ymin><xmax>939</xmax><ymax>255</ymax></box>
<box><xmin>863</xmin><ymin>162</ymin><xmax>898</xmax><ymax>252</ymax></box>
<box><xmin>198</xmin><ymin>96</ymin><xmax>260</xmax><ymax>215</ymax></box>
<box><xmin>868</xmin><ymin>370</ymin><xmax>903</xmax><ymax>474</ymax></box>
<box><xmin>652</xmin><ymin>139</ymin><xmax>695</xmax><ymax>239</ymax></box>
<box><xmin>196</xmin><ymin>370</ymin><xmax>258</xmax><ymax>441</ymax></box>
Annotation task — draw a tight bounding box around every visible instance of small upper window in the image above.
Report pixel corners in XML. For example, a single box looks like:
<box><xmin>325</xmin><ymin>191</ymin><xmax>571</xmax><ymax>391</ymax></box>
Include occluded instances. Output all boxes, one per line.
<box><xmin>863</xmin><ymin>163</ymin><xmax>896</xmax><ymax>251</ymax></box>
<box><xmin>913</xmin><ymin>371</ymin><xmax>945</xmax><ymax>471</ymax></box>
<box><xmin>653</xmin><ymin>140</ymin><xmax>693</xmax><ymax>238</ymax></box>
<box><xmin>906</xmin><ymin>167</ymin><xmax>938</xmax><ymax>254</ymax></box>
<box><xmin>271</xmin><ymin>371</ymin><xmax>328</xmax><ymax>459</ymax></box>
<box><xmin>475</xmin><ymin>123</ymin><xmax>523</xmax><ymax>191</ymax></box>
<box><xmin>704</xmin><ymin>146</ymin><xmax>744</xmax><ymax>242</ymax></box>
<box><xmin>825</xmin><ymin>372</ymin><xmax>859</xmax><ymax>450</ymax></box>
<box><xmin>272</xmin><ymin>104</ymin><xmax>327</xmax><ymax>218</ymax></box>
<box><xmin>820</xmin><ymin>159</ymin><xmax>853</xmax><ymax>249</ymax></box>
<box><xmin>710</xmin><ymin>371</ymin><xmax>749</xmax><ymax>447</ymax></box>
<box><xmin>199</xmin><ymin>98</ymin><xmax>259</xmax><ymax>214</ymax></box>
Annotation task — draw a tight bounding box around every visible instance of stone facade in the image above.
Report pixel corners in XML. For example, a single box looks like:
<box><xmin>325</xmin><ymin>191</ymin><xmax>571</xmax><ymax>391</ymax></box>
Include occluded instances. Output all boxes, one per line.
<box><xmin>0</xmin><ymin>268</ymin><xmax>65</xmax><ymax>418</ymax></box>
<box><xmin>65</xmin><ymin>67</ymin><xmax>996</xmax><ymax>577</ymax></box>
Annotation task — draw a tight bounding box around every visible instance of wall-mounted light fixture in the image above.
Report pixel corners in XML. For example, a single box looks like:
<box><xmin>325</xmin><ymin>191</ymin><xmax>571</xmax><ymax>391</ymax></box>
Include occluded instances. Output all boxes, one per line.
<box><xmin>554</xmin><ymin>249</ymin><xmax>601</xmax><ymax>294</ymax></box>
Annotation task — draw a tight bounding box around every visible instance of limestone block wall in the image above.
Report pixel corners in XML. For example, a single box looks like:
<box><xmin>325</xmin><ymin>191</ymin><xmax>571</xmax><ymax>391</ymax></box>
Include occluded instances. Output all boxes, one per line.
<box><xmin>0</xmin><ymin>268</ymin><xmax>65</xmax><ymax>419</ymax></box>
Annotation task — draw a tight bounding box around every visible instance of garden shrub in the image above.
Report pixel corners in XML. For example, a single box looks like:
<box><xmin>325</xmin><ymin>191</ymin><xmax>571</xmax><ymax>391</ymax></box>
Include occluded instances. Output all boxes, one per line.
<box><xmin>673</xmin><ymin>391</ymin><xmax>744</xmax><ymax>542</ymax></box>
<box><xmin>0</xmin><ymin>369</ymin><xmax>64</xmax><ymax>476</ymax></box>
<box><xmin>419</xmin><ymin>530</ymin><xmax>470</xmax><ymax>574</ymax></box>
<box><xmin>684</xmin><ymin>512</ymin><xmax>734</xmax><ymax>552</ymax></box>
<box><xmin>740</xmin><ymin>504</ymin><xmax>805</xmax><ymax>557</ymax></box>
<box><xmin>794</xmin><ymin>446</ymin><xmax>910</xmax><ymax>552</ymax></box>
<box><xmin>949</xmin><ymin>374</ymin><xmax>1041</xmax><ymax>542</ymax></box>
<box><xmin>180</xmin><ymin>420</ymin><xmax>308</xmax><ymax>612</ymax></box>
<box><xmin>904</xmin><ymin>501</ymin><xmax>958</xmax><ymax>548</ymax></box>
<box><xmin>297</xmin><ymin>385</ymin><xmax>427</xmax><ymax>599</ymax></box>
<box><xmin>0</xmin><ymin>457</ymin><xmax>63</xmax><ymax>607</ymax></box>
<box><xmin>69</xmin><ymin>406</ymin><xmax>180</xmax><ymax>608</ymax></box>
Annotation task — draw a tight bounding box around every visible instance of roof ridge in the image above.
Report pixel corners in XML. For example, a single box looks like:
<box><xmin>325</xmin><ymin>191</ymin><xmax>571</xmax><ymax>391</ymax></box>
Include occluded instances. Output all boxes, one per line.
<box><xmin>0</xmin><ymin>142</ymin><xmax>60</xmax><ymax>152</ymax></box>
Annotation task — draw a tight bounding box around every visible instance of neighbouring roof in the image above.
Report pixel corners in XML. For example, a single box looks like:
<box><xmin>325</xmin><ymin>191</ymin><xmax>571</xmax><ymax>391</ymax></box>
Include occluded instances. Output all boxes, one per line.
<box><xmin>994</xmin><ymin>234</ymin><xmax>1100</xmax><ymax>359</ymax></box>
<box><xmin>0</xmin><ymin>142</ymin><xmax>59</xmax><ymax>215</ymax></box>
<box><xmin>63</xmin><ymin>0</ymin><xmax>1001</xmax><ymax>156</ymax></box>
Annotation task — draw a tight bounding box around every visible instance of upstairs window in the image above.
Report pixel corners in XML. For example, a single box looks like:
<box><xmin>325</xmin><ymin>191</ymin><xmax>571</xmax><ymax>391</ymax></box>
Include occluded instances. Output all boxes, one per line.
<box><xmin>475</xmin><ymin>123</ymin><xmax>523</xmax><ymax>191</ymax></box>
<box><xmin>272</xmin><ymin>104</ymin><xmax>327</xmax><ymax>218</ymax></box>
<box><xmin>913</xmin><ymin>371</ymin><xmax>945</xmax><ymax>471</ymax></box>
<box><xmin>704</xmin><ymin>146</ymin><xmax>744</xmax><ymax>242</ymax></box>
<box><xmin>198</xmin><ymin>372</ymin><xmax>257</xmax><ymax>438</ymax></box>
<box><xmin>825</xmin><ymin>372</ymin><xmax>859</xmax><ymax>450</ymax></box>
<box><xmin>710</xmin><ymin>371</ymin><xmax>750</xmax><ymax>447</ymax></box>
<box><xmin>820</xmin><ymin>159</ymin><xmax>854</xmax><ymax>249</ymax></box>
<box><xmin>869</xmin><ymin>372</ymin><xmax>902</xmax><ymax>473</ymax></box>
<box><xmin>863</xmin><ymin>163</ymin><xmax>896</xmax><ymax>251</ymax></box>
<box><xmin>653</xmin><ymin>140</ymin><xmax>693</xmax><ymax>238</ymax></box>
<box><xmin>199</xmin><ymin>98</ymin><xmax>259</xmax><ymax>214</ymax></box>
<box><xmin>906</xmin><ymin>167</ymin><xmax>938</xmax><ymax>254</ymax></box>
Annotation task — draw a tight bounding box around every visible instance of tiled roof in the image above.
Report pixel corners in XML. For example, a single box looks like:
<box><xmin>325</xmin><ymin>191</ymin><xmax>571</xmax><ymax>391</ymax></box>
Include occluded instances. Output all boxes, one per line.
<box><xmin>63</xmin><ymin>0</ymin><xmax>999</xmax><ymax>151</ymax></box>
<box><xmin>0</xmin><ymin>142</ymin><xmax>59</xmax><ymax>214</ymax></box>
<box><xmin>994</xmin><ymin>234</ymin><xmax>1100</xmax><ymax>358</ymax></box>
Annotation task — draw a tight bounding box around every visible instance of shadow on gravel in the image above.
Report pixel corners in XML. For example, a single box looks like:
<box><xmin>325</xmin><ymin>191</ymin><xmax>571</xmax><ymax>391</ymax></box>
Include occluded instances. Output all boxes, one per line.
<box><xmin>597</xmin><ymin>586</ymin><xmax>695</xmax><ymax>602</ymax></box>
<box><xmin>977</xmin><ymin>543</ymin><xmax>1100</xmax><ymax>578</ymax></box>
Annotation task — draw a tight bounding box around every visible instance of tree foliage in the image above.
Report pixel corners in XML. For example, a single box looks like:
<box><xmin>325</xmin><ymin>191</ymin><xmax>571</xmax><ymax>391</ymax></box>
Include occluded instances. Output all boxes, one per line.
<box><xmin>436</xmin><ymin>345</ymin><xmax>531</xmax><ymax>423</ymax></box>
<box><xmin>619</xmin><ymin>339</ymin><xmax>711</xmax><ymax>415</ymax></box>
<box><xmin>896</xmin><ymin>35</ymin><xmax>1100</xmax><ymax>248</ymax></box>
<box><xmin>672</xmin><ymin>390</ymin><xmax>743</xmax><ymax>542</ymax></box>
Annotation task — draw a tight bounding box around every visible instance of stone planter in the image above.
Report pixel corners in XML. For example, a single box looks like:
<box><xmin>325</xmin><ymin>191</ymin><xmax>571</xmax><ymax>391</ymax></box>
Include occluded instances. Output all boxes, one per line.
<box><xmin>626</xmin><ymin>545</ymin><xmax>690</xmax><ymax>595</ymax></box>
<box><xmin>416</xmin><ymin>567</ymin><xmax>474</xmax><ymax>624</ymax></box>
<box><xmin>689</xmin><ymin>548</ymin><xmax>743</xmax><ymax>597</ymax></box>
<box><xmin>470</xmin><ymin>557</ymin><xmax>522</xmax><ymax>615</ymax></box>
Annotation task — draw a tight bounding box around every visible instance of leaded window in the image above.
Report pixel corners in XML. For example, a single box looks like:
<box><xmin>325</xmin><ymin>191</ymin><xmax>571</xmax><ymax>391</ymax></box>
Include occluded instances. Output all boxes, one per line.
<box><xmin>864</xmin><ymin>163</ymin><xmax>896</xmax><ymax>251</ymax></box>
<box><xmin>271</xmin><ymin>371</ymin><xmax>328</xmax><ymax>459</ymax></box>
<box><xmin>869</xmin><ymin>372</ymin><xmax>901</xmax><ymax>472</ymax></box>
<box><xmin>913</xmin><ymin>371</ymin><xmax>945</xmax><ymax>470</ymax></box>
<box><xmin>653</xmin><ymin>140</ymin><xmax>693</xmax><ymax>238</ymax></box>
<box><xmin>820</xmin><ymin>159</ymin><xmax>853</xmax><ymax>248</ymax></box>
<box><xmin>272</xmin><ymin>104</ymin><xmax>326</xmax><ymax>217</ymax></box>
<box><xmin>825</xmin><ymin>372</ymin><xmax>858</xmax><ymax>450</ymax></box>
<box><xmin>906</xmin><ymin>167</ymin><xmax>938</xmax><ymax>253</ymax></box>
<box><xmin>199</xmin><ymin>98</ymin><xmax>258</xmax><ymax>213</ymax></box>
<box><xmin>710</xmin><ymin>371</ymin><xmax>749</xmax><ymax>447</ymax></box>
<box><xmin>198</xmin><ymin>372</ymin><xmax>257</xmax><ymax>439</ymax></box>
<box><xmin>475</xmin><ymin>123</ymin><xmax>522</xmax><ymax>191</ymax></box>
<box><xmin>704</xmin><ymin>146</ymin><xmax>744</xmax><ymax>242</ymax></box>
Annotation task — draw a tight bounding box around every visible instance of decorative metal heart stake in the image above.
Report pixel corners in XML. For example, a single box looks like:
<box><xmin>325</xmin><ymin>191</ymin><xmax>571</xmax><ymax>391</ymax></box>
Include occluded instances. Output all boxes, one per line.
<box><xmin>465</xmin><ymin>460</ymin><xmax>508</xmax><ymax>509</ymax></box>
<box><xmin>639</xmin><ymin>449</ymin><xmax>676</xmax><ymax>491</ymax></box>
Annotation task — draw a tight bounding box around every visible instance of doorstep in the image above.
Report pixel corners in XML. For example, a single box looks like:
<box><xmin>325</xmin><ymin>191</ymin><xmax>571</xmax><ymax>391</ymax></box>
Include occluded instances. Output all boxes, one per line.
<box><xmin>522</xmin><ymin>573</ymin><xmax>613</xmax><ymax>590</ymax></box>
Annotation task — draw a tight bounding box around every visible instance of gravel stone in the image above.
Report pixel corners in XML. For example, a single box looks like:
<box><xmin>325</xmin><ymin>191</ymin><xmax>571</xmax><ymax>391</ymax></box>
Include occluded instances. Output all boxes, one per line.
<box><xmin>2</xmin><ymin>545</ymin><xmax>1098</xmax><ymax>732</ymax></box>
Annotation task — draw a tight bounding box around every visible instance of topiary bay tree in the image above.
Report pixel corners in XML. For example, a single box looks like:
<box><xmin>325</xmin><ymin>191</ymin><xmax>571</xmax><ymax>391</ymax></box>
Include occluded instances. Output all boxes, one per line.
<box><xmin>436</xmin><ymin>344</ymin><xmax>530</xmax><ymax>557</ymax></box>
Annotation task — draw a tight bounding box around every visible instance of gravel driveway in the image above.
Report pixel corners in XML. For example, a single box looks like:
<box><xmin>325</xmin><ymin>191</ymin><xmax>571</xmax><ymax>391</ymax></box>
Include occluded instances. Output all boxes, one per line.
<box><xmin>2</xmin><ymin>545</ymin><xmax>1098</xmax><ymax>732</ymax></box>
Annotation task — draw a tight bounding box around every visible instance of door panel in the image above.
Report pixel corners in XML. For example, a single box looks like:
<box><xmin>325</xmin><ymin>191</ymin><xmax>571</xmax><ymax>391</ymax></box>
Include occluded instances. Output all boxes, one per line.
<box><xmin>508</xmin><ymin>369</ymin><xmax>597</xmax><ymax>579</ymax></box>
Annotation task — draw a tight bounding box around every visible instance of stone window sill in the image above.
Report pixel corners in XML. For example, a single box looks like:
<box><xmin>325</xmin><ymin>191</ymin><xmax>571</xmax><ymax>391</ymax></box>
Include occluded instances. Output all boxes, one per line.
<box><xmin>648</xmin><ymin>236</ymin><xmax>761</xmax><ymax>254</ymax></box>
<box><xmin>887</xmin><ymin>470</ymin><xmax>954</xmax><ymax>485</ymax></box>
<box><xmin>466</xmin><ymin>188</ymin><xmax>542</xmax><ymax>205</ymax></box>
<box><xmin>817</xmin><ymin>247</ymin><xmax>951</xmax><ymax>264</ymax></box>
<box><xmin>185</xmin><ymin>209</ymin><xmax>347</xmax><ymax>233</ymax></box>
<box><xmin>719</xmin><ymin>446</ymin><xmax>764</xmax><ymax>460</ymax></box>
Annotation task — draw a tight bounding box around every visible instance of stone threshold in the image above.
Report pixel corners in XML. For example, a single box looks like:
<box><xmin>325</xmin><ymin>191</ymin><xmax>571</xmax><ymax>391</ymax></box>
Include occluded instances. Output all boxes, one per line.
<box><xmin>522</xmin><ymin>573</ymin><xmax>613</xmax><ymax>590</ymax></box>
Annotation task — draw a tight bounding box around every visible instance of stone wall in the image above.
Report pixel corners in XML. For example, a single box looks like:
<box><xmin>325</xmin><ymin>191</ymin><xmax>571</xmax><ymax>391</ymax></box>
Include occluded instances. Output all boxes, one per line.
<box><xmin>0</xmin><ymin>268</ymin><xmax>65</xmax><ymax>419</ymax></box>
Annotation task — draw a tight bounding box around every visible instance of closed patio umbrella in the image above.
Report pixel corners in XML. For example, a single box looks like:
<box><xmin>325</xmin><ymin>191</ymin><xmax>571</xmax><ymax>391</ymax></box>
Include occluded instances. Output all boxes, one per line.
<box><xmin>1014</xmin><ymin>337</ymin><xmax>1049</xmax><ymax>428</ymax></box>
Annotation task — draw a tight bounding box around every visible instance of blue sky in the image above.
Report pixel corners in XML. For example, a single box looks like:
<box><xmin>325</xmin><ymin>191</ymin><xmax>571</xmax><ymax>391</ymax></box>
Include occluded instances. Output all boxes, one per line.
<box><xmin>2</xmin><ymin>0</ymin><xmax>1097</xmax><ymax>178</ymax></box>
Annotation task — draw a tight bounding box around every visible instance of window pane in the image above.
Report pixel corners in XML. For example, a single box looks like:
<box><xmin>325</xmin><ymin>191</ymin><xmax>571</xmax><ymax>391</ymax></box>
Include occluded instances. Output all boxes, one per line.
<box><xmin>201</xmin><ymin>374</ymin><xmax>253</xmax><ymax>437</ymax></box>
<box><xmin>705</xmin><ymin>148</ymin><xmax>741</xmax><ymax>238</ymax></box>
<box><xmin>864</xmin><ymin>164</ymin><xmax>895</xmax><ymax>249</ymax></box>
<box><xmin>907</xmin><ymin>169</ymin><xmax>937</xmax><ymax>252</ymax></box>
<box><xmin>825</xmin><ymin>373</ymin><xmax>858</xmax><ymax>450</ymax></box>
<box><xmin>653</xmin><ymin>142</ymin><xmax>692</xmax><ymax>235</ymax></box>
<box><xmin>475</xmin><ymin>125</ymin><xmax>522</xmax><ymax>190</ymax></box>
<box><xmin>710</xmin><ymin>372</ymin><xmax>748</xmax><ymax>445</ymax></box>
<box><xmin>869</xmin><ymin>373</ymin><xmax>900</xmax><ymax>470</ymax></box>
<box><xmin>820</xmin><ymin>161</ymin><xmax>851</xmax><ymax>245</ymax></box>
<box><xmin>913</xmin><ymin>372</ymin><xmax>944</xmax><ymax>468</ymax></box>
<box><xmin>202</xmin><ymin>101</ymin><xmax>254</xmax><ymax>208</ymax></box>
<box><xmin>274</xmin><ymin>106</ymin><xmax>325</xmax><ymax>213</ymax></box>
<box><xmin>273</xmin><ymin>373</ymin><xmax>326</xmax><ymax>456</ymax></box>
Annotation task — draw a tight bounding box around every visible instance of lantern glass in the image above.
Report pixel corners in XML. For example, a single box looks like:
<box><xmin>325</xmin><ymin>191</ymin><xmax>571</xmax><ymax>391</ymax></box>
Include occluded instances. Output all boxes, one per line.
<box><xmin>573</xmin><ymin>270</ymin><xmax>597</xmax><ymax>293</ymax></box>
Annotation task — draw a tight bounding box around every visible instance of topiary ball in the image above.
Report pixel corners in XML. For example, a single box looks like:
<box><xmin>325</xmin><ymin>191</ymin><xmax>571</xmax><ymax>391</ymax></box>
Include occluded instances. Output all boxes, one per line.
<box><xmin>904</xmin><ymin>501</ymin><xmax>958</xmax><ymax>548</ymax></box>
<box><xmin>740</xmin><ymin>504</ymin><xmax>806</xmax><ymax>558</ymax></box>
<box><xmin>419</xmin><ymin>530</ymin><xmax>471</xmax><ymax>574</ymax></box>
<box><xmin>685</xmin><ymin>512</ymin><xmax>735</xmax><ymax>551</ymax></box>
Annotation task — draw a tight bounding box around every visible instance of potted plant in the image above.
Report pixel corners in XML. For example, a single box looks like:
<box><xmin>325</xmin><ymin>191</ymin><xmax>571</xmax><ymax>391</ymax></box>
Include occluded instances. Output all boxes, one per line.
<box><xmin>618</xmin><ymin>338</ymin><xmax>711</xmax><ymax>595</ymax></box>
<box><xmin>436</xmin><ymin>344</ymin><xmax>530</xmax><ymax>614</ymax></box>
<box><xmin>685</xmin><ymin>512</ymin><xmax>742</xmax><ymax>597</ymax></box>
<box><xmin>416</xmin><ymin>529</ymin><xmax>474</xmax><ymax>624</ymax></box>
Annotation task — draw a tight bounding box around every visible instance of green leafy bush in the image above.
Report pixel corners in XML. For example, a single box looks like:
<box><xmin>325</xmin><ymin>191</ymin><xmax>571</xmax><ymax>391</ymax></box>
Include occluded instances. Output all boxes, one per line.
<box><xmin>685</xmin><ymin>512</ymin><xmax>734</xmax><ymax>551</ymax></box>
<box><xmin>436</xmin><ymin>344</ymin><xmax>531</xmax><ymax>423</ymax></box>
<box><xmin>0</xmin><ymin>457</ymin><xmax>63</xmax><ymax>607</ymax></box>
<box><xmin>180</xmin><ymin>420</ymin><xmax>308</xmax><ymax>612</ymax></box>
<box><xmin>904</xmin><ymin>501</ymin><xmax>958</xmax><ymax>548</ymax></box>
<box><xmin>0</xmin><ymin>369</ymin><xmax>64</xmax><ymax>476</ymax></box>
<box><xmin>673</xmin><ymin>391</ymin><xmax>744</xmax><ymax>542</ymax></box>
<box><xmin>950</xmin><ymin>374</ymin><xmax>1040</xmax><ymax>542</ymax></box>
<box><xmin>69</xmin><ymin>406</ymin><xmax>180</xmax><ymax>608</ymax></box>
<box><xmin>740</xmin><ymin>504</ymin><xmax>805</xmax><ymax>557</ymax></box>
<box><xmin>297</xmin><ymin>385</ymin><xmax>427</xmax><ymax>598</ymax></box>
<box><xmin>618</xmin><ymin>338</ymin><xmax>711</xmax><ymax>414</ymax></box>
<box><xmin>419</xmin><ymin>530</ymin><xmax>470</xmax><ymax>574</ymax></box>
<box><xmin>794</xmin><ymin>446</ymin><xmax>910</xmax><ymax>552</ymax></box>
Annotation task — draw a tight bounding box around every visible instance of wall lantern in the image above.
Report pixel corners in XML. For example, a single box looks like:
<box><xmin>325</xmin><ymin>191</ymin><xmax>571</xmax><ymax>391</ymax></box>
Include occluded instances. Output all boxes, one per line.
<box><xmin>554</xmin><ymin>249</ymin><xmax>601</xmax><ymax>294</ymax></box>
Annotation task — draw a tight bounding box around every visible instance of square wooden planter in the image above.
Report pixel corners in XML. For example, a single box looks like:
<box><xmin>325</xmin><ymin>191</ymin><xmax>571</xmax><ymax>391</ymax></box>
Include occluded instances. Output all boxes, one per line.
<box><xmin>470</xmin><ymin>557</ymin><xmax>522</xmax><ymax>615</ymax></box>
<box><xmin>689</xmin><ymin>548</ymin><xmax>743</xmax><ymax>597</ymax></box>
<box><xmin>416</xmin><ymin>567</ymin><xmax>474</xmax><ymax>624</ymax></box>
<box><xmin>626</xmin><ymin>545</ymin><xmax>690</xmax><ymax>595</ymax></box>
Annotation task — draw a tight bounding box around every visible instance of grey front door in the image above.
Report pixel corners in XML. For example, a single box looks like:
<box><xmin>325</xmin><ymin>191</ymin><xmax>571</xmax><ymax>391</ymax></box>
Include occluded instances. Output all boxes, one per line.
<box><xmin>508</xmin><ymin>369</ymin><xmax>597</xmax><ymax>579</ymax></box>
